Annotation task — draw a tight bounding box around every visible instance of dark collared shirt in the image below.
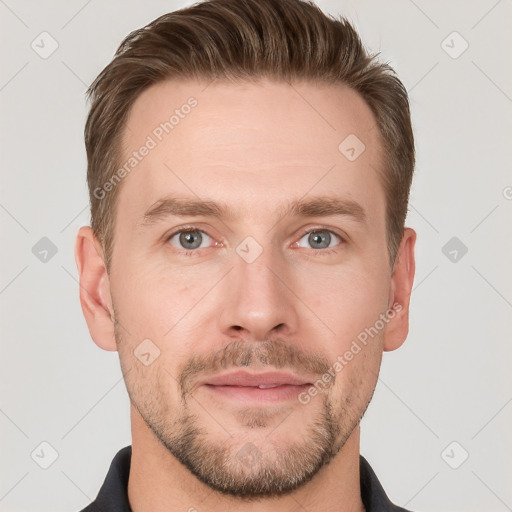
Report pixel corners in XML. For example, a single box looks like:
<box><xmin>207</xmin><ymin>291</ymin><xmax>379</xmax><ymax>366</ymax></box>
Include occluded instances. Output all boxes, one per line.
<box><xmin>79</xmin><ymin>445</ymin><xmax>412</xmax><ymax>512</ymax></box>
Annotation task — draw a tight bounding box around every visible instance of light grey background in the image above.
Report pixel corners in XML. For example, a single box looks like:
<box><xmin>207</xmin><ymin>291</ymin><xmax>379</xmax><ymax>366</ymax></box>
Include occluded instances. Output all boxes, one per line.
<box><xmin>1</xmin><ymin>1</ymin><xmax>511</xmax><ymax>511</ymax></box>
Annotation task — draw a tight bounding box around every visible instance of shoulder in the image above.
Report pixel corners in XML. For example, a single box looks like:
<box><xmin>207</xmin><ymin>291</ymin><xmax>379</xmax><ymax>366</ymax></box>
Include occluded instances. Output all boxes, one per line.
<box><xmin>75</xmin><ymin>445</ymin><xmax>132</xmax><ymax>512</ymax></box>
<box><xmin>360</xmin><ymin>455</ymin><xmax>415</xmax><ymax>512</ymax></box>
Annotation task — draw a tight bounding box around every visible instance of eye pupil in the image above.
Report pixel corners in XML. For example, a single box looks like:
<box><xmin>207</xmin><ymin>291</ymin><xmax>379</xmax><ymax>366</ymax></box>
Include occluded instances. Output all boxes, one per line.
<box><xmin>180</xmin><ymin>230</ymin><xmax>202</xmax><ymax>249</ymax></box>
<box><xmin>309</xmin><ymin>231</ymin><xmax>330</xmax><ymax>249</ymax></box>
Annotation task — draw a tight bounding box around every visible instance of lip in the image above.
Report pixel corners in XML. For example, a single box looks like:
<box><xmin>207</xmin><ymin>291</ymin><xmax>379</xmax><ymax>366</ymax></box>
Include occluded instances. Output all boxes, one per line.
<box><xmin>199</xmin><ymin>370</ymin><xmax>314</xmax><ymax>404</ymax></box>
<box><xmin>201</xmin><ymin>370</ymin><xmax>313</xmax><ymax>387</ymax></box>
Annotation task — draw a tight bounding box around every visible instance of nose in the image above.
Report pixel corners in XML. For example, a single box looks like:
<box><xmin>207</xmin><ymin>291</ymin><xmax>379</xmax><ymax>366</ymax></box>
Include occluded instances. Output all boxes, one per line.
<box><xmin>218</xmin><ymin>244</ymin><xmax>299</xmax><ymax>342</ymax></box>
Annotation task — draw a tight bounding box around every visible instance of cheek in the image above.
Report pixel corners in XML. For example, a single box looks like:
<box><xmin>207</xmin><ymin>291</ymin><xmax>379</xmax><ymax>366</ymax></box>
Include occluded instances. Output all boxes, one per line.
<box><xmin>293</xmin><ymin>262</ymin><xmax>390</xmax><ymax>343</ymax></box>
<box><xmin>112</xmin><ymin>268</ymin><xmax>208</xmax><ymax>386</ymax></box>
<box><xmin>330</xmin><ymin>330</ymin><xmax>383</xmax><ymax>413</ymax></box>
<box><xmin>111</xmin><ymin>257</ymin><xmax>199</xmax><ymax>338</ymax></box>
<box><xmin>116</xmin><ymin>321</ymin><xmax>184</xmax><ymax>411</ymax></box>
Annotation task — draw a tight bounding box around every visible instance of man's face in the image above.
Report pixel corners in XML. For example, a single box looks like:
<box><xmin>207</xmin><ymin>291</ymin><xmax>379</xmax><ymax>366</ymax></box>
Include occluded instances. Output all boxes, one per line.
<box><xmin>107</xmin><ymin>79</ymin><xmax>394</xmax><ymax>497</ymax></box>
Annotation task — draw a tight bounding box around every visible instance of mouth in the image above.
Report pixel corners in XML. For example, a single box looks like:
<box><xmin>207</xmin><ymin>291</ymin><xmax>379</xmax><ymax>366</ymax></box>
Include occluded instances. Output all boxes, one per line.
<box><xmin>200</xmin><ymin>370</ymin><xmax>313</xmax><ymax>404</ymax></box>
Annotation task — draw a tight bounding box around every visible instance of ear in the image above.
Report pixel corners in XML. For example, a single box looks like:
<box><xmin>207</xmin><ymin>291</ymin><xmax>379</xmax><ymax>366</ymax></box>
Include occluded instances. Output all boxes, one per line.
<box><xmin>74</xmin><ymin>226</ymin><xmax>117</xmax><ymax>351</ymax></box>
<box><xmin>383</xmin><ymin>227</ymin><xmax>416</xmax><ymax>352</ymax></box>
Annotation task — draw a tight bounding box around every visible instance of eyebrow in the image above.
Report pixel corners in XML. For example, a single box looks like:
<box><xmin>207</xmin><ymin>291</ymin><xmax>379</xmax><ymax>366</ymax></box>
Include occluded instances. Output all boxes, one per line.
<box><xmin>138</xmin><ymin>194</ymin><xmax>367</xmax><ymax>228</ymax></box>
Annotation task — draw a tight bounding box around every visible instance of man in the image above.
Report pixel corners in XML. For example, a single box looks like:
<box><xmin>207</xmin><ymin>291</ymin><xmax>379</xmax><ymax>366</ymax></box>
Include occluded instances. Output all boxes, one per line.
<box><xmin>75</xmin><ymin>0</ymin><xmax>416</xmax><ymax>510</ymax></box>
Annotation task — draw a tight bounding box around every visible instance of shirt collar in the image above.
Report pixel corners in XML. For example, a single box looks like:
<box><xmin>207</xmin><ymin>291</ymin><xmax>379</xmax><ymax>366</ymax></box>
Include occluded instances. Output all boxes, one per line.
<box><xmin>80</xmin><ymin>445</ymin><xmax>412</xmax><ymax>512</ymax></box>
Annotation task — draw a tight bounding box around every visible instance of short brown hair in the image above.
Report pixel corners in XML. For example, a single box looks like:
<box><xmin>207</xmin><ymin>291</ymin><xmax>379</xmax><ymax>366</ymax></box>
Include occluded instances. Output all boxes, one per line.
<box><xmin>85</xmin><ymin>0</ymin><xmax>414</xmax><ymax>272</ymax></box>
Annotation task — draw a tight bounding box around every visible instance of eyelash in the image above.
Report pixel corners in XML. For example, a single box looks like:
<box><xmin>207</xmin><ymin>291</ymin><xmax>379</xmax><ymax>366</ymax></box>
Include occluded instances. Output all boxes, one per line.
<box><xmin>166</xmin><ymin>226</ymin><xmax>345</xmax><ymax>258</ymax></box>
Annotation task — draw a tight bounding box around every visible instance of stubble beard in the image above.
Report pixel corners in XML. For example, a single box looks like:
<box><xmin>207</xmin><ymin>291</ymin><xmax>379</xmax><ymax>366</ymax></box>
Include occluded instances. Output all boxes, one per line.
<box><xmin>115</xmin><ymin>321</ymin><xmax>374</xmax><ymax>500</ymax></box>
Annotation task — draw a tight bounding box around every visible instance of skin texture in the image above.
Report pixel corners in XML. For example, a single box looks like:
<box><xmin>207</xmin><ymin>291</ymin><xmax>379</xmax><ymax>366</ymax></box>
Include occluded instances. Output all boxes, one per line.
<box><xmin>75</xmin><ymin>78</ymin><xmax>416</xmax><ymax>512</ymax></box>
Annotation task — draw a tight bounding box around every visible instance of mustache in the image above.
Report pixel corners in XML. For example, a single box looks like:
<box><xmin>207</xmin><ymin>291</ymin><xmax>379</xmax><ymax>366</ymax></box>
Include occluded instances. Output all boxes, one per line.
<box><xmin>178</xmin><ymin>338</ymin><xmax>333</xmax><ymax>399</ymax></box>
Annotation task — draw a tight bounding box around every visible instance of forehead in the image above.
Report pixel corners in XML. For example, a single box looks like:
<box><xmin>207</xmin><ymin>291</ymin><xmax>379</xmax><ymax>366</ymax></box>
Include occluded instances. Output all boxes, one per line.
<box><xmin>117</xmin><ymin>78</ymin><xmax>385</xmax><ymax>227</ymax></box>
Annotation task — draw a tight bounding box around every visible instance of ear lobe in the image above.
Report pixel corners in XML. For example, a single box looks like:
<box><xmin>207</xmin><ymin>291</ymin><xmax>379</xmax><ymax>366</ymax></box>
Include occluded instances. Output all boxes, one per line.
<box><xmin>74</xmin><ymin>226</ymin><xmax>117</xmax><ymax>351</ymax></box>
<box><xmin>383</xmin><ymin>227</ymin><xmax>416</xmax><ymax>352</ymax></box>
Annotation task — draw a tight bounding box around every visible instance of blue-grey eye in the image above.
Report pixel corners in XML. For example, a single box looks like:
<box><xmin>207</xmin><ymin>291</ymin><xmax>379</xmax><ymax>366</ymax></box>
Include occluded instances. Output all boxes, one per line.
<box><xmin>169</xmin><ymin>229</ymin><xmax>212</xmax><ymax>250</ymax></box>
<box><xmin>297</xmin><ymin>230</ymin><xmax>341</xmax><ymax>250</ymax></box>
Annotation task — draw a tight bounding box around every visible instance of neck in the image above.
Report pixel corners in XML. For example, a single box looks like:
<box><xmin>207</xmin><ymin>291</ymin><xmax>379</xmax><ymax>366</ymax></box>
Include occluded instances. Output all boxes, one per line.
<box><xmin>127</xmin><ymin>405</ymin><xmax>365</xmax><ymax>512</ymax></box>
